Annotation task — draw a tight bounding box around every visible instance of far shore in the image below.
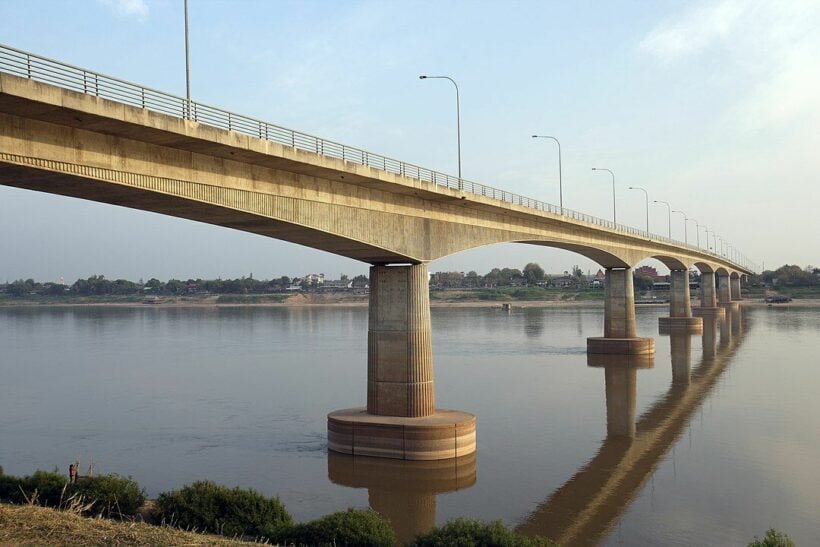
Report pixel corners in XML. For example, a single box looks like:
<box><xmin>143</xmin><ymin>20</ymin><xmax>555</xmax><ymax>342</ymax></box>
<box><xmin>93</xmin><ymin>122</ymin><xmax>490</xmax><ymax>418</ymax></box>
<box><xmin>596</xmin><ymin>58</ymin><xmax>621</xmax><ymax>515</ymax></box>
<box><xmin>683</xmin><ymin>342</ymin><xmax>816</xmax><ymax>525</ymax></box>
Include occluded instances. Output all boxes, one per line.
<box><xmin>1</xmin><ymin>293</ymin><xmax>818</xmax><ymax>309</ymax></box>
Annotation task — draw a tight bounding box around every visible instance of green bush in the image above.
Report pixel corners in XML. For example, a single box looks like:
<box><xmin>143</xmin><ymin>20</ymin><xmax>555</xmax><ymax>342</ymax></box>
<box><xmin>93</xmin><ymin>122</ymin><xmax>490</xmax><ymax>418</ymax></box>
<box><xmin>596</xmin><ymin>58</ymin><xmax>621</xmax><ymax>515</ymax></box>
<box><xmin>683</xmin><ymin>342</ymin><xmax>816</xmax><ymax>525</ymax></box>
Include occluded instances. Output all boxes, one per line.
<box><xmin>155</xmin><ymin>480</ymin><xmax>291</xmax><ymax>539</ymax></box>
<box><xmin>409</xmin><ymin>518</ymin><xmax>555</xmax><ymax>547</ymax></box>
<box><xmin>17</xmin><ymin>470</ymin><xmax>69</xmax><ymax>507</ymax></box>
<box><xmin>71</xmin><ymin>474</ymin><xmax>145</xmax><ymax>518</ymax></box>
<box><xmin>0</xmin><ymin>473</ymin><xmax>22</xmax><ymax>503</ymax></box>
<box><xmin>748</xmin><ymin>529</ymin><xmax>796</xmax><ymax>547</ymax></box>
<box><xmin>278</xmin><ymin>508</ymin><xmax>394</xmax><ymax>547</ymax></box>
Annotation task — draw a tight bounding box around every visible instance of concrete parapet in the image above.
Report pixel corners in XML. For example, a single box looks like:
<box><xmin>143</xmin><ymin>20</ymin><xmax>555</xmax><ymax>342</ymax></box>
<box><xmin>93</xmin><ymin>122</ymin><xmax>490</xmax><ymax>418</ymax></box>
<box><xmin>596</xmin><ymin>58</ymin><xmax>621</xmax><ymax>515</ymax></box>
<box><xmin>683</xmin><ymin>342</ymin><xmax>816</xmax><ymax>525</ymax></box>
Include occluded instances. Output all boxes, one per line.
<box><xmin>328</xmin><ymin>408</ymin><xmax>476</xmax><ymax>460</ymax></box>
<box><xmin>587</xmin><ymin>337</ymin><xmax>655</xmax><ymax>355</ymax></box>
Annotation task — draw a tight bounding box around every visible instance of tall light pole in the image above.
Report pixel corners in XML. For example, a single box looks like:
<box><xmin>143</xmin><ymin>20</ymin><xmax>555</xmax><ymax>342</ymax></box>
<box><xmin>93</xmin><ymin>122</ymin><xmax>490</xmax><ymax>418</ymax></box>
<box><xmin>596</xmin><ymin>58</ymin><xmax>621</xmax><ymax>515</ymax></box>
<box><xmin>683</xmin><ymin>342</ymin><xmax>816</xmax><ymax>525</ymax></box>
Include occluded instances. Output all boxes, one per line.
<box><xmin>532</xmin><ymin>135</ymin><xmax>562</xmax><ymax>213</ymax></box>
<box><xmin>704</xmin><ymin>228</ymin><xmax>712</xmax><ymax>251</ymax></box>
<box><xmin>716</xmin><ymin>235</ymin><xmax>724</xmax><ymax>256</ymax></box>
<box><xmin>419</xmin><ymin>75</ymin><xmax>462</xmax><ymax>190</ymax></box>
<box><xmin>628</xmin><ymin>186</ymin><xmax>649</xmax><ymax>233</ymax></box>
<box><xmin>591</xmin><ymin>168</ymin><xmax>616</xmax><ymax>224</ymax></box>
<box><xmin>691</xmin><ymin>219</ymin><xmax>701</xmax><ymax>248</ymax></box>
<box><xmin>654</xmin><ymin>200</ymin><xmax>671</xmax><ymax>238</ymax></box>
<box><xmin>184</xmin><ymin>0</ymin><xmax>191</xmax><ymax>119</ymax></box>
<box><xmin>672</xmin><ymin>209</ymin><xmax>688</xmax><ymax>245</ymax></box>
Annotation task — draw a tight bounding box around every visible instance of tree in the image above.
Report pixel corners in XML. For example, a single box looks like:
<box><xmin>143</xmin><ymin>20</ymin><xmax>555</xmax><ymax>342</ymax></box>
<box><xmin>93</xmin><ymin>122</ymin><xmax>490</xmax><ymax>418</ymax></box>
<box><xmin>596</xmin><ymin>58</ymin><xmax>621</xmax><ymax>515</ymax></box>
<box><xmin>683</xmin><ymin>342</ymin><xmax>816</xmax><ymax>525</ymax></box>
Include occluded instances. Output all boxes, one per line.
<box><xmin>635</xmin><ymin>276</ymin><xmax>654</xmax><ymax>291</ymax></box>
<box><xmin>523</xmin><ymin>263</ymin><xmax>545</xmax><ymax>285</ymax></box>
<box><xmin>572</xmin><ymin>265</ymin><xmax>584</xmax><ymax>279</ymax></box>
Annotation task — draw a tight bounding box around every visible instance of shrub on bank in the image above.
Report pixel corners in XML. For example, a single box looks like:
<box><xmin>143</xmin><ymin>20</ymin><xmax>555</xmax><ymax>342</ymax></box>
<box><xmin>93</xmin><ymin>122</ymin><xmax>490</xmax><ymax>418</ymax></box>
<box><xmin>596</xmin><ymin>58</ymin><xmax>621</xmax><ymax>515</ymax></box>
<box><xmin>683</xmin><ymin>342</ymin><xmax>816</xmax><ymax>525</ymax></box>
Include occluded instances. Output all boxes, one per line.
<box><xmin>17</xmin><ymin>470</ymin><xmax>69</xmax><ymax>507</ymax></box>
<box><xmin>748</xmin><ymin>529</ymin><xmax>796</xmax><ymax>547</ymax></box>
<box><xmin>71</xmin><ymin>474</ymin><xmax>145</xmax><ymax>517</ymax></box>
<box><xmin>277</xmin><ymin>508</ymin><xmax>394</xmax><ymax>547</ymax></box>
<box><xmin>155</xmin><ymin>480</ymin><xmax>291</xmax><ymax>539</ymax></box>
<box><xmin>409</xmin><ymin>518</ymin><xmax>556</xmax><ymax>547</ymax></box>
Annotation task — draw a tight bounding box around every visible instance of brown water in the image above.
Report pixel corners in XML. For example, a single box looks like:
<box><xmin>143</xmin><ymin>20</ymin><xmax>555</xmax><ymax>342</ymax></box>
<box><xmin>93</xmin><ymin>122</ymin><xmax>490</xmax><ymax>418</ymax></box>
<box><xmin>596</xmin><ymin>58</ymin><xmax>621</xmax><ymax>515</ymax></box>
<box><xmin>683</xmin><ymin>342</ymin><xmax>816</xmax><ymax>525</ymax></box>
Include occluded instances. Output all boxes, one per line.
<box><xmin>0</xmin><ymin>304</ymin><xmax>818</xmax><ymax>545</ymax></box>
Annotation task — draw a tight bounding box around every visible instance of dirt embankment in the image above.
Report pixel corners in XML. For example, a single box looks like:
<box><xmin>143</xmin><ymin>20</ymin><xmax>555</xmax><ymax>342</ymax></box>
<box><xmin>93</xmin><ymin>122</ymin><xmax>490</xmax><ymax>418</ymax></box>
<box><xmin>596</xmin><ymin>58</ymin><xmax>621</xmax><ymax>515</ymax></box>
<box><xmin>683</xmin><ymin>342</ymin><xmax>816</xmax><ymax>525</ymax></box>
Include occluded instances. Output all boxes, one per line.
<box><xmin>0</xmin><ymin>503</ymin><xmax>264</xmax><ymax>546</ymax></box>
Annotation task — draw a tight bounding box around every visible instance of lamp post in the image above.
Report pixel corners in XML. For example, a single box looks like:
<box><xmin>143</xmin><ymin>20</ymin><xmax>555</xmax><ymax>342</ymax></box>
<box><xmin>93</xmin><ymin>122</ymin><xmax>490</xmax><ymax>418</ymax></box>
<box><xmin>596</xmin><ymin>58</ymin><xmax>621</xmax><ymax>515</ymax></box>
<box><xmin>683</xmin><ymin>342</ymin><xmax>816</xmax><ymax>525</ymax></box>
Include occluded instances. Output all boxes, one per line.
<box><xmin>532</xmin><ymin>135</ymin><xmax>562</xmax><ymax>213</ymax></box>
<box><xmin>704</xmin><ymin>228</ymin><xmax>712</xmax><ymax>251</ymax></box>
<box><xmin>654</xmin><ymin>200</ymin><xmax>671</xmax><ymax>238</ymax></box>
<box><xmin>672</xmin><ymin>209</ymin><xmax>688</xmax><ymax>245</ymax></box>
<box><xmin>627</xmin><ymin>186</ymin><xmax>649</xmax><ymax>233</ymax></box>
<box><xmin>591</xmin><ymin>167</ymin><xmax>616</xmax><ymax>223</ymax></box>
<box><xmin>419</xmin><ymin>75</ymin><xmax>462</xmax><ymax>190</ymax></box>
<box><xmin>184</xmin><ymin>0</ymin><xmax>191</xmax><ymax>119</ymax></box>
<box><xmin>716</xmin><ymin>235</ymin><xmax>724</xmax><ymax>257</ymax></box>
<box><xmin>688</xmin><ymin>218</ymin><xmax>700</xmax><ymax>248</ymax></box>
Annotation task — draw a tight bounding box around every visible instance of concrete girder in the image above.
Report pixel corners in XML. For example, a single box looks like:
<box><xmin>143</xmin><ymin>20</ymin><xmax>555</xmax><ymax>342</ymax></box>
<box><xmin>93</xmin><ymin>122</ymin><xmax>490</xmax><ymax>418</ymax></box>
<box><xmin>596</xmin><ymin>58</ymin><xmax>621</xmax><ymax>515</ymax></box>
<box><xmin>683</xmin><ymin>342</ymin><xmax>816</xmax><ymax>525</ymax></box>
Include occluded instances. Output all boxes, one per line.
<box><xmin>0</xmin><ymin>73</ymin><xmax>754</xmax><ymax>277</ymax></box>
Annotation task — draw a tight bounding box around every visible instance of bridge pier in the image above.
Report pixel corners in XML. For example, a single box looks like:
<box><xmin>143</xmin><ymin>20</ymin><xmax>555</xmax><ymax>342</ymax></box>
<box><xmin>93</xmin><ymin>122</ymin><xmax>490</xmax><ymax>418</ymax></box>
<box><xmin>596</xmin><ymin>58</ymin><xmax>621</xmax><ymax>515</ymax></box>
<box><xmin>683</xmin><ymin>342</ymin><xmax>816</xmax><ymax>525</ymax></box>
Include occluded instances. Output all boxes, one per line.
<box><xmin>328</xmin><ymin>263</ymin><xmax>476</xmax><ymax>460</ymax></box>
<box><xmin>587</xmin><ymin>267</ymin><xmax>654</xmax><ymax>355</ymax></box>
<box><xmin>659</xmin><ymin>269</ymin><xmax>702</xmax><ymax>332</ymax></box>
<box><xmin>730</xmin><ymin>276</ymin><xmax>742</xmax><ymax>301</ymax></box>
<box><xmin>693</xmin><ymin>272</ymin><xmax>725</xmax><ymax>318</ymax></box>
<box><xmin>717</xmin><ymin>273</ymin><xmax>738</xmax><ymax>310</ymax></box>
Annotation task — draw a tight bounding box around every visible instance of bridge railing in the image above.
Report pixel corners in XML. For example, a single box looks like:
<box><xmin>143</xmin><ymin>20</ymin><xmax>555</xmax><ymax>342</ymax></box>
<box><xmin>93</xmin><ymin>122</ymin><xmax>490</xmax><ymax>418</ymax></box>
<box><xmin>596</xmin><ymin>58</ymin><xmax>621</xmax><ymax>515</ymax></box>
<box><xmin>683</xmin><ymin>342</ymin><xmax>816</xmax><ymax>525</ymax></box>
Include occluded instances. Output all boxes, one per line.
<box><xmin>0</xmin><ymin>44</ymin><xmax>757</xmax><ymax>273</ymax></box>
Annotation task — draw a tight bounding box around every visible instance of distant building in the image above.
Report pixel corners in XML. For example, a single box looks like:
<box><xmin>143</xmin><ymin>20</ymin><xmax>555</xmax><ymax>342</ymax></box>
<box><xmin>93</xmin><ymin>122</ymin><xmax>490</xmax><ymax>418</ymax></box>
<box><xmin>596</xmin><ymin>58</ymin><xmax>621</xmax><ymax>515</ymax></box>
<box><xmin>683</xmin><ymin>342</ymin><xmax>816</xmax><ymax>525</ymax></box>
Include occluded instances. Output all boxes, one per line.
<box><xmin>590</xmin><ymin>269</ymin><xmax>606</xmax><ymax>288</ymax></box>
<box><xmin>635</xmin><ymin>265</ymin><xmax>659</xmax><ymax>279</ymax></box>
<box><xmin>321</xmin><ymin>279</ymin><xmax>353</xmax><ymax>291</ymax></box>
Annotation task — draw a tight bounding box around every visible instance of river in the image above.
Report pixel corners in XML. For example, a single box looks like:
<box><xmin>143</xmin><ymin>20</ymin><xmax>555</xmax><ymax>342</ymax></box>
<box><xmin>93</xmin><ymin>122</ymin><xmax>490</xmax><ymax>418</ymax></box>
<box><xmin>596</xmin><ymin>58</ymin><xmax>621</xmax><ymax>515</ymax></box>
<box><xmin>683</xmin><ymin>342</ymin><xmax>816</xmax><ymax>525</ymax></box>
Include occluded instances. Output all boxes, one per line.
<box><xmin>1</xmin><ymin>304</ymin><xmax>818</xmax><ymax>545</ymax></box>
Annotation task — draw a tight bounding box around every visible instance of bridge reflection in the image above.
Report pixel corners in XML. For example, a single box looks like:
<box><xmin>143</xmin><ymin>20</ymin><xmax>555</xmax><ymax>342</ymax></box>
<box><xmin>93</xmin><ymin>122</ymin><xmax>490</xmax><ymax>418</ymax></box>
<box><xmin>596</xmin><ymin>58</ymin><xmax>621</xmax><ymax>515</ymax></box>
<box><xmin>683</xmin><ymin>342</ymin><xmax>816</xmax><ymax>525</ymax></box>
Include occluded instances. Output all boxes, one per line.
<box><xmin>327</xmin><ymin>451</ymin><xmax>476</xmax><ymax>544</ymax></box>
<box><xmin>516</xmin><ymin>306</ymin><xmax>746</xmax><ymax>546</ymax></box>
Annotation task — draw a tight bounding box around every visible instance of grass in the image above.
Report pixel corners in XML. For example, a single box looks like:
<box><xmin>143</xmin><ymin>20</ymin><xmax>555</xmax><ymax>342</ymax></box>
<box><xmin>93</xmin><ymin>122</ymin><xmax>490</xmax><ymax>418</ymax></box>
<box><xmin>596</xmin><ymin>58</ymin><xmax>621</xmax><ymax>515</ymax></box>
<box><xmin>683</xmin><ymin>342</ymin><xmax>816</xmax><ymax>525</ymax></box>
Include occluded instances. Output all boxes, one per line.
<box><xmin>0</xmin><ymin>503</ymin><xmax>267</xmax><ymax>546</ymax></box>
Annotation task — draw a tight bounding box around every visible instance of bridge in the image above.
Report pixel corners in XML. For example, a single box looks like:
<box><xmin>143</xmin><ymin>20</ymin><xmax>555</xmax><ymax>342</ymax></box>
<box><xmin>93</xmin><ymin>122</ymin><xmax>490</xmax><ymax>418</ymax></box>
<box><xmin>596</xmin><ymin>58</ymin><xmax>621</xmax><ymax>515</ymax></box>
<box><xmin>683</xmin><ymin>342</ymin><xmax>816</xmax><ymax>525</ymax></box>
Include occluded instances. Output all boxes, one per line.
<box><xmin>0</xmin><ymin>44</ymin><xmax>756</xmax><ymax>460</ymax></box>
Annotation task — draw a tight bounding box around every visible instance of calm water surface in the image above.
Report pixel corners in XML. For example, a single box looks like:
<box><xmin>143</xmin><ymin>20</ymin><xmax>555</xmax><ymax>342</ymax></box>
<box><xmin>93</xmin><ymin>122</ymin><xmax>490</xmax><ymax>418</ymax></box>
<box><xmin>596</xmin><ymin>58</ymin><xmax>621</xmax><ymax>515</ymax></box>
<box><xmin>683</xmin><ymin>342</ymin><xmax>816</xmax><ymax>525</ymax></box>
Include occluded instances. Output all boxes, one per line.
<box><xmin>1</xmin><ymin>304</ymin><xmax>818</xmax><ymax>545</ymax></box>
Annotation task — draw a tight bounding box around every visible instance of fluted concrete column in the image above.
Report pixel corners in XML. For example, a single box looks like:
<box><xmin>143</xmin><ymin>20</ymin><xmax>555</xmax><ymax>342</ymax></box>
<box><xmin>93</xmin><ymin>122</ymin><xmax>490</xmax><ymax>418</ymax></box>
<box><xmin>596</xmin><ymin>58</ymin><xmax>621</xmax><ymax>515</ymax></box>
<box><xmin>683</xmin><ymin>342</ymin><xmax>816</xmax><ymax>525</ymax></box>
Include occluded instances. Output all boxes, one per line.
<box><xmin>367</xmin><ymin>264</ymin><xmax>434</xmax><ymax>417</ymax></box>
<box><xmin>669</xmin><ymin>270</ymin><xmax>692</xmax><ymax>317</ymax></box>
<box><xmin>693</xmin><ymin>272</ymin><xmax>725</xmax><ymax>318</ymax></box>
<box><xmin>701</xmin><ymin>273</ymin><xmax>717</xmax><ymax>307</ymax></box>
<box><xmin>604</xmin><ymin>268</ymin><xmax>637</xmax><ymax>338</ymax></box>
<box><xmin>588</xmin><ymin>267</ymin><xmax>654</xmax><ymax>354</ymax></box>
<box><xmin>660</xmin><ymin>270</ymin><xmax>702</xmax><ymax>331</ymax></box>
<box><xmin>717</xmin><ymin>274</ymin><xmax>732</xmax><ymax>304</ymax></box>
<box><xmin>730</xmin><ymin>277</ymin><xmax>742</xmax><ymax>301</ymax></box>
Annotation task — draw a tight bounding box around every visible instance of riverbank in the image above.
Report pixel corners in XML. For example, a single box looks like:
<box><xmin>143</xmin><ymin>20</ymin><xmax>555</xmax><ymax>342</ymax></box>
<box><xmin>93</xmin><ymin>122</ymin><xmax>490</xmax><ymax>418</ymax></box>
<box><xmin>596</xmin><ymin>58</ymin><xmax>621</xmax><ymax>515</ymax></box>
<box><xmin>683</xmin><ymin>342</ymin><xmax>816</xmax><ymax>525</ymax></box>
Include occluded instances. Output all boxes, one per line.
<box><xmin>0</xmin><ymin>503</ymin><xmax>264</xmax><ymax>546</ymax></box>
<box><xmin>1</xmin><ymin>290</ymin><xmax>818</xmax><ymax>308</ymax></box>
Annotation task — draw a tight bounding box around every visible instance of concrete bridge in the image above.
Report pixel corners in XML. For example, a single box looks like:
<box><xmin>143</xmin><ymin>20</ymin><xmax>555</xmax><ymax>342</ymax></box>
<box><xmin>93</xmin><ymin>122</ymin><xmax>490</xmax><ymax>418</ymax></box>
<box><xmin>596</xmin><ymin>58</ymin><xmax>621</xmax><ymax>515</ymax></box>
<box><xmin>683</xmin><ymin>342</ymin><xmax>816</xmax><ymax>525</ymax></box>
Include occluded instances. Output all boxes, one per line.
<box><xmin>0</xmin><ymin>45</ymin><xmax>755</xmax><ymax>460</ymax></box>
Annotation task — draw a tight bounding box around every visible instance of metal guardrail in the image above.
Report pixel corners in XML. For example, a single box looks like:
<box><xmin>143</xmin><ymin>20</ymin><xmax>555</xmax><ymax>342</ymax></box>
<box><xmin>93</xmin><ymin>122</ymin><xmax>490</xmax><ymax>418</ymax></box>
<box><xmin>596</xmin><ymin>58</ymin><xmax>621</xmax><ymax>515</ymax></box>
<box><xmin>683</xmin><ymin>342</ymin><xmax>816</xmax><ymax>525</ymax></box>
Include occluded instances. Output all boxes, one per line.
<box><xmin>0</xmin><ymin>44</ymin><xmax>757</xmax><ymax>273</ymax></box>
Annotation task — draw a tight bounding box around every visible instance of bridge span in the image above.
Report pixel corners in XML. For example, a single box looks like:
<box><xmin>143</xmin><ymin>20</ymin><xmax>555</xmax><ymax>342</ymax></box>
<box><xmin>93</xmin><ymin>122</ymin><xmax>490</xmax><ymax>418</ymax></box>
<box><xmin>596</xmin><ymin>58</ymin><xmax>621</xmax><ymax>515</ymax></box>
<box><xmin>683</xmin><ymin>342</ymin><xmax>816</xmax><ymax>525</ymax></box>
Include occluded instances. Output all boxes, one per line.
<box><xmin>0</xmin><ymin>45</ymin><xmax>755</xmax><ymax>460</ymax></box>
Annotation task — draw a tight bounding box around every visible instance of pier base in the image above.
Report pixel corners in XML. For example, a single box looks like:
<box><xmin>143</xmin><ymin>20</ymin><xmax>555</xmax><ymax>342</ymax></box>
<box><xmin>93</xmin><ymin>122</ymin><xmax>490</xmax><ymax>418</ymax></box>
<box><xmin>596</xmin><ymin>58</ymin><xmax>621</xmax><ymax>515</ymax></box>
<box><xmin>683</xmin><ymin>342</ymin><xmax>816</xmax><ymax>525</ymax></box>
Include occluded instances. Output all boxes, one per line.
<box><xmin>587</xmin><ymin>337</ymin><xmax>655</xmax><ymax>355</ymax></box>
<box><xmin>328</xmin><ymin>408</ymin><xmax>476</xmax><ymax>460</ymax></box>
<box><xmin>658</xmin><ymin>316</ymin><xmax>703</xmax><ymax>333</ymax></box>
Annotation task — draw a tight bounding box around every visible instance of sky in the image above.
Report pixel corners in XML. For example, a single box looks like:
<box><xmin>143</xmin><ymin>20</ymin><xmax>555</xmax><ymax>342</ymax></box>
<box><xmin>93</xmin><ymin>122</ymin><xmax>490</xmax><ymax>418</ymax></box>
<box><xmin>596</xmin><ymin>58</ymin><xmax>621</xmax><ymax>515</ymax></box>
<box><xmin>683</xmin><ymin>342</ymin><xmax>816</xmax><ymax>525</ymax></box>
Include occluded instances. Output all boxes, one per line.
<box><xmin>1</xmin><ymin>0</ymin><xmax>818</xmax><ymax>282</ymax></box>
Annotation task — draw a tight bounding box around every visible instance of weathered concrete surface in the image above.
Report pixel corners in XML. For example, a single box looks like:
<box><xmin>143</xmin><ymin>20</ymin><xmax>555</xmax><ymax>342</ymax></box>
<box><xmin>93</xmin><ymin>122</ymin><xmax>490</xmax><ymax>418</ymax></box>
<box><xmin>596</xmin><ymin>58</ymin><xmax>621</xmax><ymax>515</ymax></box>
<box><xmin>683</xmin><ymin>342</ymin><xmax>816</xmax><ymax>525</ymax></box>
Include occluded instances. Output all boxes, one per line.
<box><xmin>0</xmin><ymin>73</ymin><xmax>753</xmax><ymax>275</ymax></box>
<box><xmin>730</xmin><ymin>276</ymin><xmax>742</xmax><ymax>300</ymax></box>
<box><xmin>659</xmin><ymin>269</ymin><xmax>702</xmax><ymax>332</ymax></box>
<box><xmin>327</xmin><ymin>408</ymin><xmax>476</xmax><ymax>460</ymax></box>
<box><xmin>588</xmin><ymin>268</ymin><xmax>654</xmax><ymax>355</ymax></box>
<box><xmin>367</xmin><ymin>264</ymin><xmax>434</xmax><ymax>418</ymax></box>
<box><xmin>717</xmin><ymin>274</ymin><xmax>733</xmax><ymax>305</ymax></box>
<box><xmin>693</xmin><ymin>272</ymin><xmax>725</xmax><ymax>318</ymax></box>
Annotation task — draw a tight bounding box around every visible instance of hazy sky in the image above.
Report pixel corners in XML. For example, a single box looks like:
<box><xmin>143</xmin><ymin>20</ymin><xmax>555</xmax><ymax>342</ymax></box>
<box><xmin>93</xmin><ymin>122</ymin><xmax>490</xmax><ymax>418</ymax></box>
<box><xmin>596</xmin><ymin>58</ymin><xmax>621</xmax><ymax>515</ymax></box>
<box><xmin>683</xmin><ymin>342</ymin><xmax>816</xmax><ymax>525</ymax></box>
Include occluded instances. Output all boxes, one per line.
<box><xmin>1</xmin><ymin>0</ymin><xmax>818</xmax><ymax>282</ymax></box>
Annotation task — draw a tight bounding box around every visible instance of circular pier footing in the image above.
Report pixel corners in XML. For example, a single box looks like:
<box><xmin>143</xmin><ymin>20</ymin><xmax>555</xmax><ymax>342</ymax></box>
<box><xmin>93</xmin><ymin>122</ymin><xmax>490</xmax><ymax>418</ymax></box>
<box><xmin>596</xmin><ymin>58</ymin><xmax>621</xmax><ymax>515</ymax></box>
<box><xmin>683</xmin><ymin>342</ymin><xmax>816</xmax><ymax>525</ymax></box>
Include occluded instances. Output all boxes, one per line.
<box><xmin>587</xmin><ymin>352</ymin><xmax>655</xmax><ymax>368</ymax></box>
<box><xmin>692</xmin><ymin>306</ymin><xmax>726</xmax><ymax>318</ymax></box>
<box><xmin>659</xmin><ymin>316</ymin><xmax>703</xmax><ymax>334</ymax></box>
<box><xmin>720</xmin><ymin>301</ymin><xmax>740</xmax><ymax>309</ymax></box>
<box><xmin>586</xmin><ymin>337</ymin><xmax>655</xmax><ymax>355</ymax></box>
<box><xmin>328</xmin><ymin>407</ymin><xmax>476</xmax><ymax>461</ymax></box>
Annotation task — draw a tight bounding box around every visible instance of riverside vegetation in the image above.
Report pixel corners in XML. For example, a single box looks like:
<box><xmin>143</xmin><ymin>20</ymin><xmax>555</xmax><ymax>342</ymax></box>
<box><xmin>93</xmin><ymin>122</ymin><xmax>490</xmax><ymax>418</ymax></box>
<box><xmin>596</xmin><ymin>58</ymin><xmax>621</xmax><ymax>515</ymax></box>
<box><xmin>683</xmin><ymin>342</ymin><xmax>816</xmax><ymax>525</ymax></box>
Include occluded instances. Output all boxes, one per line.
<box><xmin>0</xmin><ymin>466</ymin><xmax>795</xmax><ymax>546</ymax></box>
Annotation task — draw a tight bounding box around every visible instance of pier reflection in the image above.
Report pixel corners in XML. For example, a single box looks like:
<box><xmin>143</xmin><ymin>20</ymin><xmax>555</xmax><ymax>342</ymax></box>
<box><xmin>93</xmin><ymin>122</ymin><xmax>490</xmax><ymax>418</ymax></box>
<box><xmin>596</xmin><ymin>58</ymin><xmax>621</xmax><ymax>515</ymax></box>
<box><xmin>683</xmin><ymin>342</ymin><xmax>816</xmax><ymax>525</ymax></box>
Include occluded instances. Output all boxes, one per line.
<box><xmin>517</xmin><ymin>307</ymin><xmax>746</xmax><ymax>546</ymax></box>
<box><xmin>327</xmin><ymin>452</ymin><xmax>476</xmax><ymax>544</ymax></box>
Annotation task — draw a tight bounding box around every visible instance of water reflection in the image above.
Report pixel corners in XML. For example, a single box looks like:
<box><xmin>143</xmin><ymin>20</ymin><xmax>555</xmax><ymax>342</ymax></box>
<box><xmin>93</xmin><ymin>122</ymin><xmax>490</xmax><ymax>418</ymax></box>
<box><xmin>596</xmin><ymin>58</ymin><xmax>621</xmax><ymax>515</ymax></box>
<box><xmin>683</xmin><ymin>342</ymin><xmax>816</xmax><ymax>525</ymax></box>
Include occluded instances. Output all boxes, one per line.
<box><xmin>328</xmin><ymin>452</ymin><xmax>476</xmax><ymax>544</ymax></box>
<box><xmin>517</xmin><ymin>307</ymin><xmax>747</xmax><ymax>546</ymax></box>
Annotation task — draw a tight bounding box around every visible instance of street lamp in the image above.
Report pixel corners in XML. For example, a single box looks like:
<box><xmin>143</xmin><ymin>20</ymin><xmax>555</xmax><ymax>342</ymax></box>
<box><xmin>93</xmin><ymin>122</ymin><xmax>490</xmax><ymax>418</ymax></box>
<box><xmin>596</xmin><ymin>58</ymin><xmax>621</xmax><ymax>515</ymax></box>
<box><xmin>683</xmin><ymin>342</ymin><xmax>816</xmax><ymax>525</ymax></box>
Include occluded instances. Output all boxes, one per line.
<box><xmin>532</xmin><ymin>135</ymin><xmax>563</xmax><ymax>213</ymax></box>
<box><xmin>419</xmin><ymin>75</ymin><xmax>462</xmax><ymax>190</ymax></box>
<box><xmin>672</xmin><ymin>209</ymin><xmax>688</xmax><ymax>245</ymax></box>
<box><xmin>654</xmin><ymin>200</ymin><xmax>671</xmax><ymax>238</ymax></box>
<box><xmin>704</xmin><ymin>228</ymin><xmax>712</xmax><ymax>251</ymax></box>
<box><xmin>688</xmin><ymin>218</ymin><xmax>700</xmax><ymax>248</ymax></box>
<box><xmin>591</xmin><ymin>167</ymin><xmax>616</xmax><ymax>224</ymax></box>
<box><xmin>628</xmin><ymin>186</ymin><xmax>649</xmax><ymax>233</ymax></box>
<box><xmin>184</xmin><ymin>0</ymin><xmax>191</xmax><ymax>119</ymax></box>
